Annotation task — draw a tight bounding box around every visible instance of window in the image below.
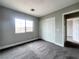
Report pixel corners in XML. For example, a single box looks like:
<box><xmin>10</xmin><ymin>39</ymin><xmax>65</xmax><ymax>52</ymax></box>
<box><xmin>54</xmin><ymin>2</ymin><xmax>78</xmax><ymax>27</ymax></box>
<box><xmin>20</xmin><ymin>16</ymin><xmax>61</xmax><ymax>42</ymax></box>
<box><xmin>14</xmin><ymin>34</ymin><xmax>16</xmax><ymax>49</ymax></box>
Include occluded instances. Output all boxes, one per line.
<box><xmin>15</xmin><ymin>19</ymin><xmax>25</xmax><ymax>33</ymax></box>
<box><xmin>15</xmin><ymin>18</ymin><xmax>33</xmax><ymax>33</ymax></box>
<box><xmin>26</xmin><ymin>20</ymin><xmax>33</xmax><ymax>32</ymax></box>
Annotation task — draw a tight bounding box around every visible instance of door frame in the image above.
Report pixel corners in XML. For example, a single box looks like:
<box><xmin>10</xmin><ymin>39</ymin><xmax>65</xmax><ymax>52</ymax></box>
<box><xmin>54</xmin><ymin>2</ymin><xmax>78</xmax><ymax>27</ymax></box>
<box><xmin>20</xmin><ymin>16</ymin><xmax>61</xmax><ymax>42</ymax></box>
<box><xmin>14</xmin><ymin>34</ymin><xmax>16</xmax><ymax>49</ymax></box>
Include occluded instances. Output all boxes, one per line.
<box><xmin>62</xmin><ymin>9</ymin><xmax>79</xmax><ymax>47</ymax></box>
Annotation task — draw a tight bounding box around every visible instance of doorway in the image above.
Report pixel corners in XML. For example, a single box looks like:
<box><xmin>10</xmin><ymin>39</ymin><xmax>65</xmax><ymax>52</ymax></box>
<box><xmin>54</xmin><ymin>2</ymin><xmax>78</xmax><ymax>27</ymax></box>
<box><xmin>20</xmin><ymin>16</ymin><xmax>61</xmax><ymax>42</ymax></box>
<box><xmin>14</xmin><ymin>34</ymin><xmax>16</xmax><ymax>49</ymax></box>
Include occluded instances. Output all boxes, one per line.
<box><xmin>64</xmin><ymin>11</ymin><xmax>79</xmax><ymax>48</ymax></box>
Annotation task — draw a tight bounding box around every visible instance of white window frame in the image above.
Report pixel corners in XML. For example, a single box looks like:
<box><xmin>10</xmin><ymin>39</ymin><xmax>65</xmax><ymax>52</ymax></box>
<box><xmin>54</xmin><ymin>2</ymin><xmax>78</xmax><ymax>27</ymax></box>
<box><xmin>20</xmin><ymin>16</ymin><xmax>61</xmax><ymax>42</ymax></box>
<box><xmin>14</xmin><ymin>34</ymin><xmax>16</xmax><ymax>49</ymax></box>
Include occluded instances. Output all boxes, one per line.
<box><xmin>15</xmin><ymin>18</ymin><xmax>34</xmax><ymax>34</ymax></box>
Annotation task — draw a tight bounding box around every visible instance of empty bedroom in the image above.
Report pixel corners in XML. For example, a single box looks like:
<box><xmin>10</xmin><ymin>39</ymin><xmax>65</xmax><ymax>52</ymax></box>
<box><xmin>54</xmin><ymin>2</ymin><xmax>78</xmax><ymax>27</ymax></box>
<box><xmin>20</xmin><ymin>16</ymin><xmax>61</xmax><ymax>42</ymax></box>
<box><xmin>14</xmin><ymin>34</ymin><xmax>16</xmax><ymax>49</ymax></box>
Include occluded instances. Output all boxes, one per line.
<box><xmin>0</xmin><ymin>0</ymin><xmax>79</xmax><ymax>59</ymax></box>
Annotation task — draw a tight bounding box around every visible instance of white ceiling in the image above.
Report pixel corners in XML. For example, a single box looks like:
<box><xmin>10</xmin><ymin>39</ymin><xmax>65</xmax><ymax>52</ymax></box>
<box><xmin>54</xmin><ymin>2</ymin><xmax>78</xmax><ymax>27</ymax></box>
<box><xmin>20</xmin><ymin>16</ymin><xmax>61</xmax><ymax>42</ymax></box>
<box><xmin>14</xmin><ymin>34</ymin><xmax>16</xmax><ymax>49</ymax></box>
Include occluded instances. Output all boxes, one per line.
<box><xmin>0</xmin><ymin>0</ymin><xmax>79</xmax><ymax>17</ymax></box>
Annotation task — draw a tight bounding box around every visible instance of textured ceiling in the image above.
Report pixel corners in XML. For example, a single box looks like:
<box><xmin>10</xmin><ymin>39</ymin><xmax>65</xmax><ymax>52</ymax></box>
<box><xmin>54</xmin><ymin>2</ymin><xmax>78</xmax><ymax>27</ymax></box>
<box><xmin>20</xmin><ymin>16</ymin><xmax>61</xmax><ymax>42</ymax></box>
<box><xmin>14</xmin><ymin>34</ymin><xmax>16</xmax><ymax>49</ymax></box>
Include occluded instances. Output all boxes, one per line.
<box><xmin>0</xmin><ymin>0</ymin><xmax>79</xmax><ymax>17</ymax></box>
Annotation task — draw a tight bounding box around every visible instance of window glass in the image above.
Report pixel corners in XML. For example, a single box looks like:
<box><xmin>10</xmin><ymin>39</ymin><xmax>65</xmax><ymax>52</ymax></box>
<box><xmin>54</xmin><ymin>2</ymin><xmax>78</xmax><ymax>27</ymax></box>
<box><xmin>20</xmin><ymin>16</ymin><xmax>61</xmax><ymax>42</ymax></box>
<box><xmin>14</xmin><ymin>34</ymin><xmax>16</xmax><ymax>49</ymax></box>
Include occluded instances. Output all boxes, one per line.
<box><xmin>15</xmin><ymin>18</ymin><xmax>25</xmax><ymax>33</ymax></box>
<box><xmin>26</xmin><ymin>20</ymin><xmax>33</xmax><ymax>32</ymax></box>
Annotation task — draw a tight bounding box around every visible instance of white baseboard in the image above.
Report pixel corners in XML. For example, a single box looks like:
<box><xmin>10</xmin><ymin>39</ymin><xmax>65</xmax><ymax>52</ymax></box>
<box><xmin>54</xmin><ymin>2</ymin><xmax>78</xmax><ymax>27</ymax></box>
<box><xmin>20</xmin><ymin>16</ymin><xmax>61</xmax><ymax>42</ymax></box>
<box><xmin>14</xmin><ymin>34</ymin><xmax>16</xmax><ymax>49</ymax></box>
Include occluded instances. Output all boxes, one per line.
<box><xmin>53</xmin><ymin>42</ymin><xmax>64</xmax><ymax>47</ymax></box>
<box><xmin>0</xmin><ymin>38</ymin><xmax>39</xmax><ymax>50</ymax></box>
<box><xmin>44</xmin><ymin>40</ymin><xmax>64</xmax><ymax>47</ymax></box>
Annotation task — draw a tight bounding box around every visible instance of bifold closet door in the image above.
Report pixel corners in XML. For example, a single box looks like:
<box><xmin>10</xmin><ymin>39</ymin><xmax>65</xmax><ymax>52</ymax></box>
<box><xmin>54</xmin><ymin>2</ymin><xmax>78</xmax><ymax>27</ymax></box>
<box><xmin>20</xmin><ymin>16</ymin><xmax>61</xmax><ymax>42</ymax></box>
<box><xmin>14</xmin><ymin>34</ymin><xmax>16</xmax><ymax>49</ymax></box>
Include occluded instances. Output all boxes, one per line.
<box><xmin>41</xmin><ymin>17</ymin><xmax>55</xmax><ymax>43</ymax></box>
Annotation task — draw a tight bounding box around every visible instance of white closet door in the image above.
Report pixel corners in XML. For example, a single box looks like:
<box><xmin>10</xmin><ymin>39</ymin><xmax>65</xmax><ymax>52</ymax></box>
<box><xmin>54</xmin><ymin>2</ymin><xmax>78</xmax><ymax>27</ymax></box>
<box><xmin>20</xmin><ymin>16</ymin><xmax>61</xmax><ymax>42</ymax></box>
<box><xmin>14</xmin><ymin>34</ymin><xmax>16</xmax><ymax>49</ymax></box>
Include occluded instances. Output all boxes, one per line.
<box><xmin>41</xmin><ymin>17</ymin><xmax>55</xmax><ymax>43</ymax></box>
<box><xmin>73</xmin><ymin>17</ymin><xmax>79</xmax><ymax>42</ymax></box>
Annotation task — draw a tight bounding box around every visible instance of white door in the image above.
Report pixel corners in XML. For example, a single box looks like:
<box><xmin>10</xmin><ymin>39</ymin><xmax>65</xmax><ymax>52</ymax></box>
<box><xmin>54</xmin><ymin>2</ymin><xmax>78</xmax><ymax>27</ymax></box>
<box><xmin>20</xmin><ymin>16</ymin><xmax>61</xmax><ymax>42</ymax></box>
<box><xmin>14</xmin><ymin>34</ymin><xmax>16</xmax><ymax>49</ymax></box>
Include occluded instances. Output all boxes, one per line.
<box><xmin>73</xmin><ymin>17</ymin><xmax>79</xmax><ymax>42</ymax></box>
<box><xmin>41</xmin><ymin>17</ymin><xmax>55</xmax><ymax>43</ymax></box>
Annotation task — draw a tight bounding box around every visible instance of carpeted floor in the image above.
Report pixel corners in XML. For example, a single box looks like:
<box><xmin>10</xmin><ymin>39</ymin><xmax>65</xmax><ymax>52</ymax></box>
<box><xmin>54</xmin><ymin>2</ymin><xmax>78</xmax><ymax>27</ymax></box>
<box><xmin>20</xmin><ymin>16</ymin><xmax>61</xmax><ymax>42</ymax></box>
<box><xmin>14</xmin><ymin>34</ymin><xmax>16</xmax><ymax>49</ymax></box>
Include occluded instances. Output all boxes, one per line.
<box><xmin>1</xmin><ymin>40</ymin><xmax>79</xmax><ymax>59</ymax></box>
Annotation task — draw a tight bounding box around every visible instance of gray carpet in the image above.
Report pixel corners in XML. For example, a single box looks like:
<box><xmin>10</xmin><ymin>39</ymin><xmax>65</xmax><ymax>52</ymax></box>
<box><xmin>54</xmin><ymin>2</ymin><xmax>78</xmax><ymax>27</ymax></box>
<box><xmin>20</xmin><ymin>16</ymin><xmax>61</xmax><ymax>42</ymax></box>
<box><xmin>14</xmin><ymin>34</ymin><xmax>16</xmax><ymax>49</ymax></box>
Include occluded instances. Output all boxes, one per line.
<box><xmin>1</xmin><ymin>40</ymin><xmax>79</xmax><ymax>59</ymax></box>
